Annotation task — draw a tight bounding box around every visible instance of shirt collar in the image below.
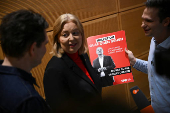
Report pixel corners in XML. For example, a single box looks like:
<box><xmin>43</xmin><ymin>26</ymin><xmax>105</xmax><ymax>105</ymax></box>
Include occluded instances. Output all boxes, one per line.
<box><xmin>66</xmin><ymin>51</ymin><xmax>79</xmax><ymax>61</ymax></box>
<box><xmin>0</xmin><ymin>60</ymin><xmax>39</xmax><ymax>88</ymax></box>
<box><xmin>154</xmin><ymin>36</ymin><xmax>170</xmax><ymax>50</ymax></box>
<box><xmin>98</xmin><ymin>55</ymin><xmax>104</xmax><ymax>58</ymax></box>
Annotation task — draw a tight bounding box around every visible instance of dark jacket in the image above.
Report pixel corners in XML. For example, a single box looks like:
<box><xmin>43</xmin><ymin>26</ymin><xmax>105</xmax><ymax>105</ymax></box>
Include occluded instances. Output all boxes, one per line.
<box><xmin>43</xmin><ymin>53</ymin><xmax>102</xmax><ymax>113</ymax></box>
<box><xmin>93</xmin><ymin>55</ymin><xmax>116</xmax><ymax>87</ymax></box>
<box><xmin>0</xmin><ymin>60</ymin><xmax>51</xmax><ymax>113</ymax></box>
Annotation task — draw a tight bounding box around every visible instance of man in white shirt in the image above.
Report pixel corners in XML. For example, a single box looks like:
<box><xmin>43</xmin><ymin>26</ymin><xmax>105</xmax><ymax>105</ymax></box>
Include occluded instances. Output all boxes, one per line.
<box><xmin>125</xmin><ymin>0</ymin><xmax>170</xmax><ymax>112</ymax></box>
<box><xmin>93</xmin><ymin>47</ymin><xmax>116</xmax><ymax>87</ymax></box>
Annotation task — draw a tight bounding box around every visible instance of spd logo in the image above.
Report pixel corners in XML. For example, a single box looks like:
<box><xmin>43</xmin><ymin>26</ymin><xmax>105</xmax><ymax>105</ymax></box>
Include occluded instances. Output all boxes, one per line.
<box><xmin>121</xmin><ymin>78</ymin><xmax>131</xmax><ymax>82</ymax></box>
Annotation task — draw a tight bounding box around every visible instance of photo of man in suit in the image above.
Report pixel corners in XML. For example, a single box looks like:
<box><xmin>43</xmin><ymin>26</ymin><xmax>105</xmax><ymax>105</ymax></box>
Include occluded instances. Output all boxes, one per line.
<box><xmin>93</xmin><ymin>47</ymin><xmax>116</xmax><ymax>87</ymax></box>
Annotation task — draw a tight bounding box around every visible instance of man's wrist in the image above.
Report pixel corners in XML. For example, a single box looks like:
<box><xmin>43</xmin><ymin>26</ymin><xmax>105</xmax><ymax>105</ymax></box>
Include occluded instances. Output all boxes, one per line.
<box><xmin>98</xmin><ymin>68</ymin><xmax>101</xmax><ymax>72</ymax></box>
<box><xmin>130</xmin><ymin>58</ymin><xmax>136</xmax><ymax>66</ymax></box>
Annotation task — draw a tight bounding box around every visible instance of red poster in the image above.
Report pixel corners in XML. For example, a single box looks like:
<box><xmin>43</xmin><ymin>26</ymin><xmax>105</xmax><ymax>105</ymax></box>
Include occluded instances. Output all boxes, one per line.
<box><xmin>87</xmin><ymin>30</ymin><xmax>134</xmax><ymax>87</ymax></box>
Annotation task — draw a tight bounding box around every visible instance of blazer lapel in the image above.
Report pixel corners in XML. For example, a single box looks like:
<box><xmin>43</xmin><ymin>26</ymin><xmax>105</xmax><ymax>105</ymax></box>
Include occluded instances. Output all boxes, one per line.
<box><xmin>62</xmin><ymin>54</ymin><xmax>100</xmax><ymax>93</ymax></box>
<box><xmin>80</xmin><ymin>54</ymin><xmax>101</xmax><ymax>93</ymax></box>
<box><xmin>96</xmin><ymin>57</ymin><xmax>101</xmax><ymax>68</ymax></box>
<box><xmin>103</xmin><ymin>55</ymin><xmax>107</xmax><ymax>67</ymax></box>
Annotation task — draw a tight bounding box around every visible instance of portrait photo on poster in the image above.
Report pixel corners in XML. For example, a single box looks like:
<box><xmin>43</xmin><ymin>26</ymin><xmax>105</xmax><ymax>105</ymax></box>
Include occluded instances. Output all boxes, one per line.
<box><xmin>87</xmin><ymin>30</ymin><xmax>134</xmax><ymax>87</ymax></box>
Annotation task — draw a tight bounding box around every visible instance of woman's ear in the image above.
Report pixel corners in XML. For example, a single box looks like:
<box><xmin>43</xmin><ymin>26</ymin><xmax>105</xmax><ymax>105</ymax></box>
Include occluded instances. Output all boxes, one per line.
<box><xmin>163</xmin><ymin>17</ymin><xmax>170</xmax><ymax>27</ymax></box>
<box><xmin>29</xmin><ymin>42</ymin><xmax>37</xmax><ymax>57</ymax></box>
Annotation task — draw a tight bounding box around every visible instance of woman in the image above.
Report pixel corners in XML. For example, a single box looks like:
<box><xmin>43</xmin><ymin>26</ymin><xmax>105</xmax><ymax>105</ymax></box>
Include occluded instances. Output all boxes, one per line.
<box><xmin>43</xmin><ymin>14</ymin><xmax>102</xmax><ymax>113</ymax></box>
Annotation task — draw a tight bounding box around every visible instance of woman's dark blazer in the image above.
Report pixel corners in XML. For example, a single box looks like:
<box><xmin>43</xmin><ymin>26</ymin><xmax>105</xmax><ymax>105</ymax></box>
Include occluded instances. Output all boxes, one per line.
<box><xmin>43</xmin><ymin>53</ymin><xmax>102</xmax><ymax>112</ymax></box>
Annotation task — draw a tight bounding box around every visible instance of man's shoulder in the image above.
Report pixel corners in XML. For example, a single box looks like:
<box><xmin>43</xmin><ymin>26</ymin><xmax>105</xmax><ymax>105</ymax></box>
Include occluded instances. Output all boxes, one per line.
<box><xmin>0</xmin><ymin>74</ymin><xmax>41</xmax><ymax>112</ymax></box>
<box><xmin>93</xmin><ymin>57</ymin><xmax>99</xmax><ymax>62</ymax></box>
<box><xmin>104</xmin><ymin>55</ymin><xmax>112</xmax><ymax>59</ymax></box>
<box><xmin>0</xmin><ymin>67</ymin><xmax>39</xmax><ymax>97</ymax></box>
<box><xmin>0</xmin><ymin>73</ymin><xmax>39</xmax><ymax>95</ymax></box>
<box><xmin>47</xmin><ymin>55</ymin><xmax>65</xmax><ymax>67</ymax></box>
<box><xmin>49</xmin><ymin>55</ymin><xmax>61</xmax><ymax>62</ymax></box>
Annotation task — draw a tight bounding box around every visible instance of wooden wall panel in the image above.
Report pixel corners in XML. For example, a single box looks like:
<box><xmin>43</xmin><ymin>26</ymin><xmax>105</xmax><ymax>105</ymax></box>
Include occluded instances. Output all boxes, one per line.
<box><xmin>0</xmin><ymin>47</ymin><xmax>4</xmax><ymax>60</ymax></box>
<box><xmin>83</xmin><ymin>14</ymin><xmax>120</xmax><ymax>39</ymax></box>
<box><xmin>0</xmin><ymin>0</ymin><xmax>118</xmax><ymax>30</ymax></box>
<box><xmin>118</xmin><ymin>0</ymin><xmax>146</xmax><ymax>11</ymax></box>
<box><xmin>119</xmin><ymin>6</ymin><xmax>151</xmax><ymax>57</ymax></box>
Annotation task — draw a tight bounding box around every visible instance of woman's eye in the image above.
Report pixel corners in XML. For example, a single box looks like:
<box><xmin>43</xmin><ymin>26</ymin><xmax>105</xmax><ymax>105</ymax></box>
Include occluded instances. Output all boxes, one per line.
<box><xmin>73</xmin><ymin>31</ymin><xmax>80</xmax><ymax>36</ymax></box>
<box><xmin>62</xmin><ymin>33</ymin><xmax>68</xmax><ymax>37</ymax></box>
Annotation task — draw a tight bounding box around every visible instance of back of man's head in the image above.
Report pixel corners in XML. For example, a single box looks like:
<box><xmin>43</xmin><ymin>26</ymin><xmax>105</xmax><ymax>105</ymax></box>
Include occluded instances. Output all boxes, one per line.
<box><xmin>145</xmin><ymin>0</ymin><xmax>170</xmax><ymax>26</ymax></box>
<box><xmin>0</xmin><ymin>9</ymin><xmax>49</xmax><ymax>58</ymax></box>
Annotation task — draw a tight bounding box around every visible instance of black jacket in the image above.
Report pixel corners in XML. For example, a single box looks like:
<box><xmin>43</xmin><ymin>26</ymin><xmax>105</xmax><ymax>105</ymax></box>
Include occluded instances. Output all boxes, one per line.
<box><xmin>43</xmin><ymin>53</ymin><xmax>102</xmax><ymax>113</ymax></box>
<box><xmin>93</xmin><ymin>55</ymin><xmax>116</xmax><ymax>87</ymax></box>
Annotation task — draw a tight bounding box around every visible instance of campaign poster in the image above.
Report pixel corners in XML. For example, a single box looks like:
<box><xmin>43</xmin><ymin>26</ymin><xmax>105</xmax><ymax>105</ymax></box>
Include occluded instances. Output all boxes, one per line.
<box><xmin>87</xmin><ymin>30</ymin><xmax>134</xmax><ymax>87</ymax></box>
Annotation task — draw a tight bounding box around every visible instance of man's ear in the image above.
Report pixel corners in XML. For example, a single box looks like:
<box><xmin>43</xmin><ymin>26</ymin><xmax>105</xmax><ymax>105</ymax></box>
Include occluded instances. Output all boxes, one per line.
<box><xmin>163</xmin><ymin>17</ymin><xmax>170</xmax><ymax>27</ymax></box>
<box><xmin>29</xmin><ymin>42</ymin><xmax>37</xmax><ymax>57</ymax></box>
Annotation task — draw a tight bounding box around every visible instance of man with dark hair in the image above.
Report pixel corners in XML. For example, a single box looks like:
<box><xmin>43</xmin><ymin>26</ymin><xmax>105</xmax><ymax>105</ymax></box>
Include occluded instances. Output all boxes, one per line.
<box><xmin>93</xmin><ymin>47</ymin><xmax>116</xmax><ymax>87</ymax></box>
<box><xmin>0</xmin><ymin>9</ymin><xmax>52</xmax><ymax>113</ymax></box>
<box><xmin>125</xmin><ymin>0</ymin><xmax>170</xmax><ymax>112</ymax></box>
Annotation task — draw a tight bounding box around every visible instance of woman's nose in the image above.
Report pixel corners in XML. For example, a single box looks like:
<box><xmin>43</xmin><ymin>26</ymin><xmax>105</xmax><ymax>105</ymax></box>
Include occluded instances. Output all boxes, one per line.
<box><xmin>69</xmin><ymin>34</ymin><xmax>74</xmax><ymax>40</ymax></box>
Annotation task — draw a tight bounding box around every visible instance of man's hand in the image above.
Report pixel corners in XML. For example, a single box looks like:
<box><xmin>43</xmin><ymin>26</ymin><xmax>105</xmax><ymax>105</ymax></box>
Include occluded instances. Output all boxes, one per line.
<box><xmin>125</xmin><ymin>48</ymin><xmax>136</xmax><ymax>66</ymax></box>
<box><xmin>102</xmin><ymin>67</ymin><xmax>107</xmax><ymax>71</ymax></box>
<box><xmin>98</xmin><ymin>68</ymin><xmax>103</xmax><ymax>72</ymax></box>
<box><xmin>98</xmin><ymin>67</ymin><xmax>107</xmax><ymax>72</ymax></box>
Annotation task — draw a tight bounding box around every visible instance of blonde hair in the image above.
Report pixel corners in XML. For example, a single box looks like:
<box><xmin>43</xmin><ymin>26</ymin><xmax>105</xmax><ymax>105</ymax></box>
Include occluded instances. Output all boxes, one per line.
<box><xmin>52</xmin><ymin>13</ymin><xmax>88</xmax><ymax>58</ymax></box>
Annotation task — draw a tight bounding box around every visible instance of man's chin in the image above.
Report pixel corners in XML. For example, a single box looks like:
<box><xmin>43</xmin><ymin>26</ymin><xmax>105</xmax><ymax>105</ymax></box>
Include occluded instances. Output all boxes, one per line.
<box><xmin>145</xmin><ymin>33</ymin><xmax>152</xmax><ymax>37</ymax></box>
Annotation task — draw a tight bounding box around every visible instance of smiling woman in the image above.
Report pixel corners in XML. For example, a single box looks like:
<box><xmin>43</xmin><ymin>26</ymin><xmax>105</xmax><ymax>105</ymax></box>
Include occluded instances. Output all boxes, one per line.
<box><xmin>43</xmin><ymin>13</ymin><xmax>102</xmax><ymax>113</ymax></box>
<box><xmin>59</xmin><ymin>22</ymin><xmax>82</xmax><ymax>54</ymax></box>
<box><xmin>52</xmin><ymin>13</ymin><xmax>88</xmax><ymax>58</ymax></box>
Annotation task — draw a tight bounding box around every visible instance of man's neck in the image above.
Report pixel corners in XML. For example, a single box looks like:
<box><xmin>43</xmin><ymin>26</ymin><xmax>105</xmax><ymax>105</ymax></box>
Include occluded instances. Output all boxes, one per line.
<box><xmin>2</xmin><ymin>57</ymin><xmax>31</xmax><ymax>73</ymax></box>
<box><xmin>98</xmin><ymin>54</ymin><xmax>103</xmax><ymax>58</ymax></box>
<box><xmin>155</xmin><ymin>29</ymin><xmax>170</xmax><ymax>44</ymax></box>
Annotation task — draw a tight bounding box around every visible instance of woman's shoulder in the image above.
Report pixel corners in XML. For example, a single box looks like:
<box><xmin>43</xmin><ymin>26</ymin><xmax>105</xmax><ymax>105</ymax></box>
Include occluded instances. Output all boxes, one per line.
<box><xmin>46</xmin><ymin>56</ymin><xmax>65</xmax><ymax>69</ymax></box>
